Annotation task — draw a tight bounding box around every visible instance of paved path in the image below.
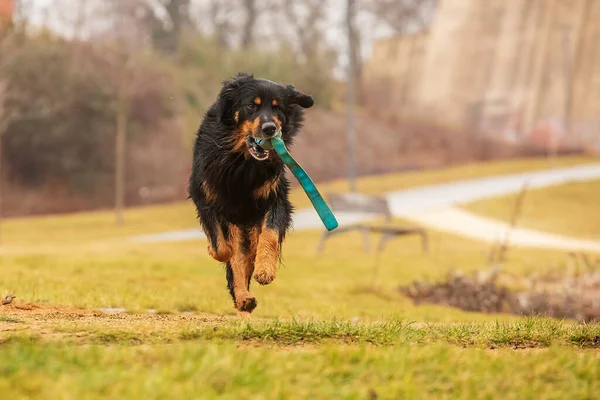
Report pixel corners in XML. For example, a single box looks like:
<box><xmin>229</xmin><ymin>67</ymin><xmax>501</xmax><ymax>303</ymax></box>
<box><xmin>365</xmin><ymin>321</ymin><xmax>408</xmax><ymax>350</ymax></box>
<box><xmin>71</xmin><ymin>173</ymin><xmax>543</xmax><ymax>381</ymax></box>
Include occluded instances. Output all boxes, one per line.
<box><xmin>404</xmin><ymin>207</ymin><xmax>600</xmax><ymax>253</ymax></box>
<box><xmin>130</xmin><ymin>163</ymin><xmax>600</xmax><ymax>252</ymax></box>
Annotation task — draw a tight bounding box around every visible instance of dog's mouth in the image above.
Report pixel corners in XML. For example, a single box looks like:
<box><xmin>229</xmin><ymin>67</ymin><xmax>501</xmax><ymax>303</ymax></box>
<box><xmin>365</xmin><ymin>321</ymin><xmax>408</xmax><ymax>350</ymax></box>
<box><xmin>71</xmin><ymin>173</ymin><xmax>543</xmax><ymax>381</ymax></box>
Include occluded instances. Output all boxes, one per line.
<box><xmin>246</xmin><ymin>137</ymin><xmax>270</xmax><ymax>161</ymax></box>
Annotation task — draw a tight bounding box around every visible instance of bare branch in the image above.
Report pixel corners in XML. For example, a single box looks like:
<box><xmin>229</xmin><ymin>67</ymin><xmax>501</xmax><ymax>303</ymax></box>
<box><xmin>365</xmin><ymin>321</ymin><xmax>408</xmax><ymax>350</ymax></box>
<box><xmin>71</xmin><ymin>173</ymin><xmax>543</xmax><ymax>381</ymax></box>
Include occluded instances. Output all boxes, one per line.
<box><xmin>281</xmin><ymin>0</ymin><xmax>328</xmax><ymax>61</ymax></box>
<box><xmin>208</xmin><ymin>0</ymin><xmax>234</xmax><ymax>48</ymax></box>
<box><xmin>366</xmin><ymin>0</ymin><xmax>438</xmax><ymax>34</ymax></box>
<box><xmin>241</xmin><ymin>0</ymin><xmax>257</xmax><ymax>49</ymax></box>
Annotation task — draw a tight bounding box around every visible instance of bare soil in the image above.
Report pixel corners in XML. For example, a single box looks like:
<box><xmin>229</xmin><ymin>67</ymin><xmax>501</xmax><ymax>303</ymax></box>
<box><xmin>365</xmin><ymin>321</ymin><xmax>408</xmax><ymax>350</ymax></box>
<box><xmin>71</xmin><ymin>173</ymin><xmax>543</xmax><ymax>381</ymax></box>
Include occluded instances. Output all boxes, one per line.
<box><xmin>400</xmin><ymin>266</ymin><xmax>600</xmax><ymax>323</ymax></box>
<box><xmin>0</xmin><ymin>302</ymin><xmax>235</xmax><ymax>343</ymax></box>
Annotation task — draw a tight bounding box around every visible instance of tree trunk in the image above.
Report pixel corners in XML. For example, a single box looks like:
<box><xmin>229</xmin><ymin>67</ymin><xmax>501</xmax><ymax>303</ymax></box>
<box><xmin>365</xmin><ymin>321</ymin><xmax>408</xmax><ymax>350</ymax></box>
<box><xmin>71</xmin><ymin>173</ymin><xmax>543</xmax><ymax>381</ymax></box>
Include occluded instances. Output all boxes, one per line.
<box><xmin>210</xmin><ymin>0</ymin><xmax>230</xmax><ymax>49</ymax></box>
<box><xmin>165</xmin><ymin>0</ymin><xmax>190</xmax><ymax>53</ymax></box>
<box><xmin>350</xmin><ymin>23</ymin><xmax>364</xmax><ymax>106</ymax></box>
<box><xmin>346</xmin><ymin>0</ymin><xmax>357</xmax><ymax>191</ymax></box>
<box><xmin>0</xmin><ymin>86</ymin><xmax>6</xmax><ymax>244</ymax></box>
<box><xmin>115</xmin><ymin>97</ymin><xmax>127</xmax><ymax>226</ymax></box>
<box><xmin>241</xmin><ymin>0</ymin><xmax>256</xmax><ymax>49</ymax></box>
<box><xmin>0</xmin><ymin>128</ymin><xmax>3</xmax><ymax>244</ymax></box>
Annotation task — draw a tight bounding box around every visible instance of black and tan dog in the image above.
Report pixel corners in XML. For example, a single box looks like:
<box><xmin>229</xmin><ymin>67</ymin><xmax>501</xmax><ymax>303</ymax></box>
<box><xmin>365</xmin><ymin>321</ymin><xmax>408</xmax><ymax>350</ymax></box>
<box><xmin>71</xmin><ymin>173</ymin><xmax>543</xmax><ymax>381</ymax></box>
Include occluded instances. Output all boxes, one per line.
<box><xmin>188</xmin><ymin>73</ymin><xmax>314</xmax><ymax>314</ymax></box>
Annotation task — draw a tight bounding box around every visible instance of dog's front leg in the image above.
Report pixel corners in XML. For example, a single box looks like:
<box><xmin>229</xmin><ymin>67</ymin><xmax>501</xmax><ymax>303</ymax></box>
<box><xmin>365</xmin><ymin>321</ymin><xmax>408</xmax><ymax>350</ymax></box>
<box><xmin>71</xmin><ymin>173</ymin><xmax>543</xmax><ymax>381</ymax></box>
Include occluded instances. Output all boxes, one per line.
<box><xmin>253</xmin><ymin>198</ymin><xmax>292</xmax><ymax>286</ymax></box>
<box><xmin>198</xmin><ymin>209</ymin><xmax>232</xmax><ymax>262</ymax></box>
<box><xmin>227</xmin><ymin>225</ymin><xmax>259</xmax><ymax>313</ymax></box>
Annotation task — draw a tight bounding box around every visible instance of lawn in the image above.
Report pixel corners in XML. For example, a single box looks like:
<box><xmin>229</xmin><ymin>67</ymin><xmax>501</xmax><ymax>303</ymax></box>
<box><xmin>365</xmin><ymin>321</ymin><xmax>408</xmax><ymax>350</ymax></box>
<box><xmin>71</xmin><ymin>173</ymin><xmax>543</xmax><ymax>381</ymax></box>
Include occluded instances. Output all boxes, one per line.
<box><xmin>2</xmin><ymin>333</ymin><xmax>598</xmax><ymax>399</ymax></box>
<box><xmin>1</xmin><ymin>155</ymin><xmax>599</xmax><ymax>399</ymax></box>
<box><xmin>463</xmin><ymin>179</ymin><xmax>600</xmax><ymax>241</ymax></box>
<box><xmin>1</xmin><ymin>154</ymin><xmax>596</xmax><ymax>246</ymax></box>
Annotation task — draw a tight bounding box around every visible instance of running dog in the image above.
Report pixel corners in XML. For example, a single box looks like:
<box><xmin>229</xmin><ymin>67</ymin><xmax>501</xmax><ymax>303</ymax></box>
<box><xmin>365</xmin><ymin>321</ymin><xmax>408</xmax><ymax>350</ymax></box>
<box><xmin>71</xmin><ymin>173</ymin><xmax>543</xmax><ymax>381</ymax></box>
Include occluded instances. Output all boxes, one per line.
<box><xmin>188</xmin><ymin>72</ymin><xmax>314</xmax><ymax>314</ymax></box>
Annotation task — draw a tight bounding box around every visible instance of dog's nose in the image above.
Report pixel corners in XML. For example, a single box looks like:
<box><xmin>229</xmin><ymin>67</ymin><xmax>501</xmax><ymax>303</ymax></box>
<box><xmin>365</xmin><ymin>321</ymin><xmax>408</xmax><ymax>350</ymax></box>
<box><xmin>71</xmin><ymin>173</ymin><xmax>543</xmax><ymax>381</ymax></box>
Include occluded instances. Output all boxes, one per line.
<box><xmin>261</xmin><ymin>122</ymin><xmax>277</xmax><ymax>138</ymax></box>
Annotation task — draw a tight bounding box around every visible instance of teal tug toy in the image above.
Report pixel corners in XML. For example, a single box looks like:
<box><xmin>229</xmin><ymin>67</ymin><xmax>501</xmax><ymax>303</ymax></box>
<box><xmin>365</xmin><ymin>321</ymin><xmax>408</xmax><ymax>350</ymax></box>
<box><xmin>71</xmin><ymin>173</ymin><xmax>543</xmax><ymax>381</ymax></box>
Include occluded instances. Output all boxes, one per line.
<box><xmin>256</xmin><ymin>132</ymin><xmax>338</xmax><ymax>231</ymax></box>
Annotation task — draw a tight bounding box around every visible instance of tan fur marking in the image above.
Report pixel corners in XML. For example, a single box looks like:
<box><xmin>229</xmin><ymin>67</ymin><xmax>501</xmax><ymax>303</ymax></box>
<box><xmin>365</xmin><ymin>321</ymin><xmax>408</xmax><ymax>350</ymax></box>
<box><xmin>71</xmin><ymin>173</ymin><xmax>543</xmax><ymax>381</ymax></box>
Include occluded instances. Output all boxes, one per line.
<box><xmin>253</xmin><ymin>219</ymin><xmax>279</xmax><ymax>285</ymax></box>
<box><xmin>272</xmin><ymin>116</ymin><xmax>282</xmax><ymax>130</ymax></box>
<box><xmin>202</xmin><ymin>181</ymin><xmax>217</xmax><ymax>203</ymax></box>
<box><xmin>254</xmin><ymin>97</ymin><xmax>262</xmax><ymax>105</ymax></box>
<box><xmin>272</xmin><ymin>99</ymin><xmax>278</xmax><ymax>107</ymax></box>
<box><xmin>234</xmin><ymin>111</ymin><xmax>239</xmax><ymax>123</ymax></box>
<box><xmin>207</xmin><ymin>223</ymin><xmax>231</xmax><ymax>262</ymax></box>
<box><xmin>229</xmin><ymin>225</ymin><xmax>259</xmax><ymax>312</ymax></box>
<box><xmin>247</xmin><ymin>226</ymin><xmax>259</xmax><ymax>273</ymax></box>
<box><xmin>232</xmin><ymin>117</ymin><xmax>260</xmax><ymax>154</ymax></box>
<box><xmin>253</xmin><ymin>176</ymin><xmax>279</xmax><ymax>199</ymax></box>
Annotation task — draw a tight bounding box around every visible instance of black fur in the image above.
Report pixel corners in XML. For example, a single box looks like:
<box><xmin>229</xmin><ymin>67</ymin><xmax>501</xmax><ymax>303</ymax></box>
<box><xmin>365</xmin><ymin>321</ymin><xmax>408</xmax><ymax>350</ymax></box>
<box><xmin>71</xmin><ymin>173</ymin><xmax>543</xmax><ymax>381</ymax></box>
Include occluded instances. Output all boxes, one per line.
<box><xmin>188</xmin><ymin>72</ymin><xmax>314</xmax><ymax>308</ymax></box>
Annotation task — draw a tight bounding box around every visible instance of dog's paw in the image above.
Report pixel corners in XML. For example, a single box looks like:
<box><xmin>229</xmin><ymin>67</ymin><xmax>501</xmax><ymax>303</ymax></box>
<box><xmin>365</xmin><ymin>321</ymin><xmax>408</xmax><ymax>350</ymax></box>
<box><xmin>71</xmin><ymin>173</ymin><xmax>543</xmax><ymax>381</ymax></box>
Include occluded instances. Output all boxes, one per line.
<box><xmin>208</xmin><ymin>244</ymin><xmax>232</xmax><ymax>263</ymax></box>
<box><xmin>253</xmin><ymin>268</ymin><xmax>276</xmax><ymax>285</ymax></box>
<box><xmin>237</xmin><ymin>295</ymin><xmax>257</xmax><ymax>313</ymax></box>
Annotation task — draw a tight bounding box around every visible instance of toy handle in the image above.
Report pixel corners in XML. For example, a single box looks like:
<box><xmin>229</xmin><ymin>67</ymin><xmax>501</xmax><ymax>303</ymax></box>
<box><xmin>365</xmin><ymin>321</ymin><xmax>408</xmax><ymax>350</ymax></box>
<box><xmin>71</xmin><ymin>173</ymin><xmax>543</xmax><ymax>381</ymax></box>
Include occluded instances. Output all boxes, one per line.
<box><xmin>270</xmin><ymin>137</ymin><xmax>338</xmax><ymax>231</ymax></box>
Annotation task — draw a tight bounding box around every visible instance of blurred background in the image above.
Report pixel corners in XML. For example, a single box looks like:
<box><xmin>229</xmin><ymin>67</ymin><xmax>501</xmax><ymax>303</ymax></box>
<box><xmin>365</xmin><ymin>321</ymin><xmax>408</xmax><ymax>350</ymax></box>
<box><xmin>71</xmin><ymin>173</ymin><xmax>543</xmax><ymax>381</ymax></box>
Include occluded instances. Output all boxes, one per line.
<box><xmin>1</xmin><ymin>0</ymin><xmax>598</xmax><ymax>223</ymax></box>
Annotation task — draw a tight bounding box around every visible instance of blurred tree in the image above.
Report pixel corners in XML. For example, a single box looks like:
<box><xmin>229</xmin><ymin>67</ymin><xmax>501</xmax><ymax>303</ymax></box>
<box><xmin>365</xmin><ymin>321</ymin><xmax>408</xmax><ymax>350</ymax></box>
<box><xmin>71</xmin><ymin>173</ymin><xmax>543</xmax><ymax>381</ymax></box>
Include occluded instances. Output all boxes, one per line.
<box><xmin>155</xmin><ymin>0</ymin><xmax>191</xmax><ymax>53</ymax></box>
<box><xmin>366</xmin><ymin>0</ymin><xmax>438</xmax><ymax>34</ymax></box>
<box><xmin>281</xmin><ymin>0</ymin><xmax>328</xmax><ymax>63</ymax></box>
<box><xmin>193</xmin><ymin>0</ymin><xmax>260</xmax><ymax>50</ymax></box>
<box><xmin>241</xmin><ymin>0</ymin><xmax>257</xmax><ymax>49</ymax></box>
<box><xmin>3</xmin><ymin>38</ymin><xmax>112</xmax><ymax>188</ymax></box>
<box><xmin>1</xmin><ymin>32</ymin><xmax>180</xmax><ymax>217</ymax></box>
<box><xmin>347</xmin><ymin>0</ymin><xmax>363</xmax><ymax>106</ymax></box>
<box><xmin>104</xmin><ymin>0</ymin><xmax>191</xmax><ymax>54</ymax></box>
<box><xmin>346</xmin><ymin>0</ymin><xmax>357</xmax><ymax>190</ymax></box>
<box><xmin>206</xmin><ymin>0</ymin><xmax>234</xmax><ymax>49</ymax></box>
<box><xmin>0</xmin><ymin>29</ymin><xmax>15</xmax><ymax>243</ymax></box>
<box><xmin>0</xmin><ymin>82</ymin><xmax>5</xmax><ymax>243</ymax></box>
<box><xmin>98</xmin><ymin>0</ymin><xmax>186</xmax><ymax>224</ymax></box>
<box><xmin>0</xmin><ymin>0</ymin><xmax>343</xmax><ymax>222</ymax></box>
<box><xmin>110</xmin><ymin>51</ymin><xmax>139</xmax><ymax>226</ymax></box>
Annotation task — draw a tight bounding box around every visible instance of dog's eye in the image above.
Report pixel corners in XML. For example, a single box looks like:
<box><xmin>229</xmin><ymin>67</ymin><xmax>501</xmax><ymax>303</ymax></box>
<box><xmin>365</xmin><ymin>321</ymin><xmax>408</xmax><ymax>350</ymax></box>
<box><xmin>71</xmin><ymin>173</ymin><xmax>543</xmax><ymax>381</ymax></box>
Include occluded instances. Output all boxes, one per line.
<box><xmin>272</xmin><ymin>104</ymin><xmax>280</xmax><ymax>111</ymax></box>
<box><xmin>247</xmin><ymin>103</ymin><xmax>256</xmax><ymax>110</ymax></box>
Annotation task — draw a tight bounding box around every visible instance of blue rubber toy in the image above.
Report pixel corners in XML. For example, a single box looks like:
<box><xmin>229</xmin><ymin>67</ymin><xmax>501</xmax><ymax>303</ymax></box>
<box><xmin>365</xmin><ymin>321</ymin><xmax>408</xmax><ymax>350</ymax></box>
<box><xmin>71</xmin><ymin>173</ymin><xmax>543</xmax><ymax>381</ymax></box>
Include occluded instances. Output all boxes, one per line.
<box><xmin>256</xmin><ymin>132</ymin><xmax>338</xmax><ymax>232</ymax></box>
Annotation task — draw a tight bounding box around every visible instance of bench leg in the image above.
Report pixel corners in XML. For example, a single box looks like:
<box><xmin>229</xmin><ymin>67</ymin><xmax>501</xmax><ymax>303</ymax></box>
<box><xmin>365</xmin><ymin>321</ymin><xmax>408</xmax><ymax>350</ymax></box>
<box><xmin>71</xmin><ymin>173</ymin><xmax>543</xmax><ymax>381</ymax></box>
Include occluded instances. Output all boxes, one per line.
<box><xmin>317</xmin><ymin>230</ymin><xmax>330</xmax><ymax>253</ymax></box>
<box><xmin>317</xmin><ymin>226</ymin><xmax>363</xmax><ymax>253</ymax></box>
<box><xmin>377</xmin><ymin>232</ymin><xmax>395</xmax><ymax>253</ymax></box>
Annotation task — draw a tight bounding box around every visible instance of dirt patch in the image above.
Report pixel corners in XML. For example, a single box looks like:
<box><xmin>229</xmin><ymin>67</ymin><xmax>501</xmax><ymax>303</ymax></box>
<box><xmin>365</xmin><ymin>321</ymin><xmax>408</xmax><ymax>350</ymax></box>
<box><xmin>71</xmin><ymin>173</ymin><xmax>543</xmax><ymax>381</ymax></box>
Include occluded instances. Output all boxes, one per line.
<box><xmin>1</xmin><ymin>302</ymin><xmax>101</xmax><ymax>316</ymax></box>
<box><xmin>0</xmin><ymin>301</ymin><xmax>242</xmax><ymax>344</ymax></box>
<box><xmin>400</xmin><ymin>266</ymin><xmax>600</xmax><ymax>323</ymax></box>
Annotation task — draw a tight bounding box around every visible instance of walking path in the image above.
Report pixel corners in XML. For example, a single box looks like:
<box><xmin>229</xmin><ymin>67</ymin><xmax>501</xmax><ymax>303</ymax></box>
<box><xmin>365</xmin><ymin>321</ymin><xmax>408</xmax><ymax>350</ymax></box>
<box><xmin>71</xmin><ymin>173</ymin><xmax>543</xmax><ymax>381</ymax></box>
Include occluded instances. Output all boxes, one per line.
<box><xmin>404</xmin><ymin>207</ymin><xmax>600</xmax><ymax>253</ymax></box>
<box><xmin>130</xmin><ymin>163</ymin><xmax>600</xmax><ymax>253</ymax></box>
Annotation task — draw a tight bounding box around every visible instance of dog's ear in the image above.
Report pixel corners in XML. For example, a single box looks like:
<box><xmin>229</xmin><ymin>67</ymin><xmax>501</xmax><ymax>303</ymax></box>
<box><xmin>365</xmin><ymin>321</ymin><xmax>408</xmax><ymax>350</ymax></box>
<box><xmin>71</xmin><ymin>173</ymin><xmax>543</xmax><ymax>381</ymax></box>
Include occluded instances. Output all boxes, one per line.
<box><xmin>214</xmin><ymin>94</ymin><xmax>231</xmax><ymax>124</ymax></box>
<box><xmin>215</xmin><ymin>72</ymin><xmax>255</xmax><ymax>123</ymax></box>
<box><xmin>286</xmin><ymin>85</ymin><xmax>314</xmax><ymax>109</ymax></box>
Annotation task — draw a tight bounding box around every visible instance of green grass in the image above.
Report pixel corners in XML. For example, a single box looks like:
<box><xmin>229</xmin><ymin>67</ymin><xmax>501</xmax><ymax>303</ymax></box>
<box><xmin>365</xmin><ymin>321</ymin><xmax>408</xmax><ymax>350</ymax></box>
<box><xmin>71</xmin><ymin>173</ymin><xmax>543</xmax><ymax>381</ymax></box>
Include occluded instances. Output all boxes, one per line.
<box><xmin>1</xmin><ymin>318</ymin><xmax>599</xmax><ymax>399</ymax></box>
<box><xmin>180</xmin><ymin>317</ymin><xmax>600</xmax><ymax>348</ymax></box>
<box><xmin>2</xmin><ymin>155</ymin><xmax>596</xmax><ymax>246</ymax></box>
<box><xmin>1</xmin><ymin>155</ymin><xmax>599</xmax><ymax>399</ymax></box>
<box><xmin>0</xmin><ymin>226</ymin><xmax>572</xmax><ymax>320</ymax></box>
<box><xmin>6</xmin><ymin>315</ymin><xmax>599</xmax><ymax>348</ymax></box>
<box><xmin>463</xmin><ymin>179</ymin><xmax>600</xmax><ymax>241</ymax></box>
<box><xmin>1</xmin><ymin>334</ymin><xmax>599</xmax><ymax>399</ymax></box>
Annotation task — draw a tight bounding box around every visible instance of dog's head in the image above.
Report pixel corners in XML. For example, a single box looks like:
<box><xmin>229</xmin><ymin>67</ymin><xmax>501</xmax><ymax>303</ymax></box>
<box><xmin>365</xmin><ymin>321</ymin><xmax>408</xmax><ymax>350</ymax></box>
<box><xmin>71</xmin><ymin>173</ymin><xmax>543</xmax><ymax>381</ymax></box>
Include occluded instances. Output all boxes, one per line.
<box><xmin>214</xmin><ymin>72</ymin><xmax>314</xmax><ymax>161</ymax></box>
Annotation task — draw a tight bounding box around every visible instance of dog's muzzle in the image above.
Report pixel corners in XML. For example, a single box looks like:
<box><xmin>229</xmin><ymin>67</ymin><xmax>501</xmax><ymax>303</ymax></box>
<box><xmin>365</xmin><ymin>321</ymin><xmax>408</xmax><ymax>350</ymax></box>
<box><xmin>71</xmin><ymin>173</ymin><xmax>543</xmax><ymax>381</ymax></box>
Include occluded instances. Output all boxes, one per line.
<box><xmin>246</xmin><ymin>136</ymin><xmax>270</xmax><ymax>161</ymax></box>
<box><xmin>247</xmin><ymin>123</ymin><xmax>280</xmax><ymax>161</ymax></box>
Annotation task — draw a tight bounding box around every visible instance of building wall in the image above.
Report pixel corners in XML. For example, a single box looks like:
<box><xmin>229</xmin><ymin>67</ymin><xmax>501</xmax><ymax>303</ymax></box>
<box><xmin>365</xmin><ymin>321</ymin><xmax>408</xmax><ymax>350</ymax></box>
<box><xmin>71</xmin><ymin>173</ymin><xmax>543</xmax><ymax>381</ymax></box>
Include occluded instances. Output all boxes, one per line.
<box><xmin>364</xmin><ymin>0</ymin><xmax>600</xmax><ymax>148</ymax></box>
<box><xmin>363</xmin><ymin>32</ymin><xmax>428</xmax><ymax>113</ymax></box>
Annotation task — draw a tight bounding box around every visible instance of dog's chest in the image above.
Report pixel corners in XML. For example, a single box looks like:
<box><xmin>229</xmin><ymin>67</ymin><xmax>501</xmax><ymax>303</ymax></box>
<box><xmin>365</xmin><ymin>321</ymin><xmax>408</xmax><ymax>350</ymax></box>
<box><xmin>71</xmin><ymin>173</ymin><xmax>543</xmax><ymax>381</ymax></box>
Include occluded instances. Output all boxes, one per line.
<box><xmin>216</xmin><ymin>187</ymin><xmax>273</xmax><ymax>226</ymax></box>
<box><xmin>206</xmin><ymin>162</ymin><xmax>279</xmax><ymax>225</ymax></box>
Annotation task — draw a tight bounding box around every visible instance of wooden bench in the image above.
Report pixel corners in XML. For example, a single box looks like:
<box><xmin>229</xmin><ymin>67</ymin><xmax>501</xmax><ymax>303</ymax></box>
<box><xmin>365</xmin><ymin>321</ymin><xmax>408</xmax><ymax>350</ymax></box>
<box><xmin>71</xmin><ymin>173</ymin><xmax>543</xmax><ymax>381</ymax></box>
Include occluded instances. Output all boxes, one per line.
<box><xmin>317</xmin><ymin>192</ymin><xmax>429</xmax><ymax>254</ymax></box>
